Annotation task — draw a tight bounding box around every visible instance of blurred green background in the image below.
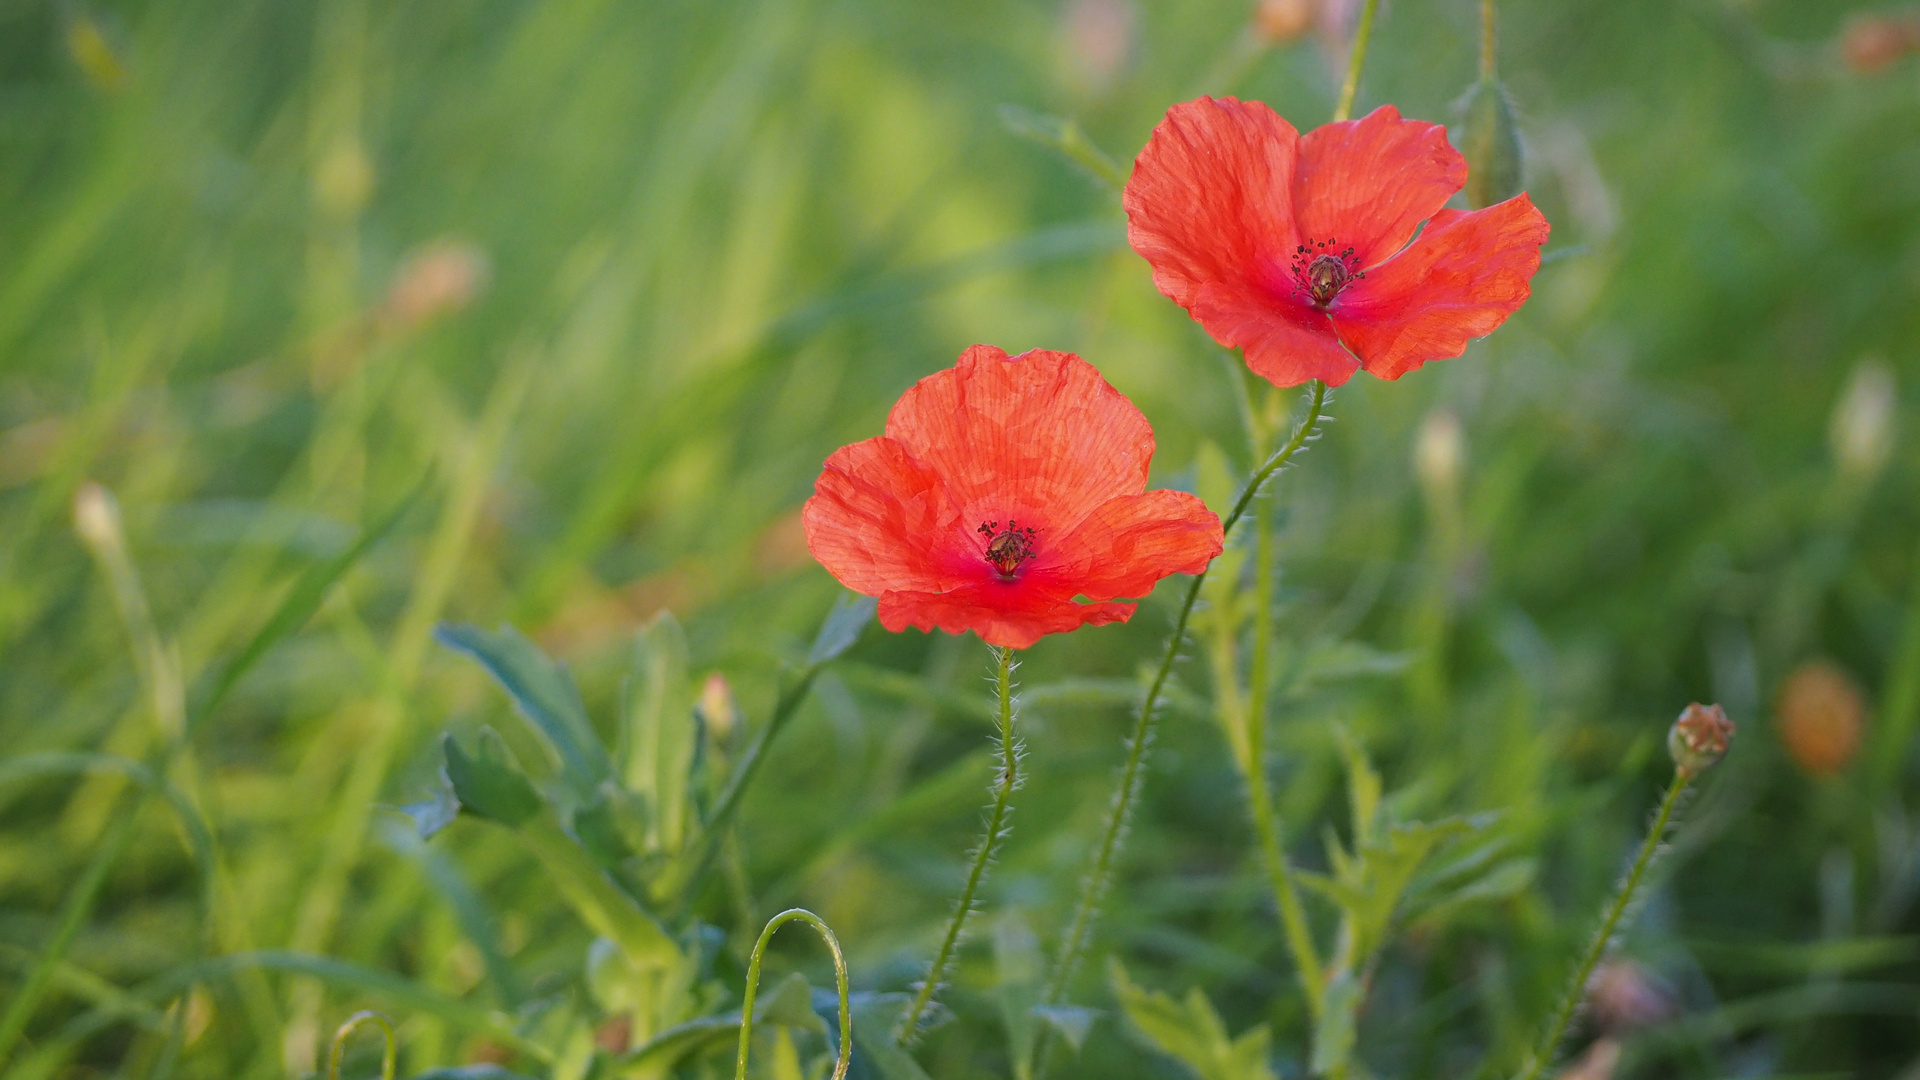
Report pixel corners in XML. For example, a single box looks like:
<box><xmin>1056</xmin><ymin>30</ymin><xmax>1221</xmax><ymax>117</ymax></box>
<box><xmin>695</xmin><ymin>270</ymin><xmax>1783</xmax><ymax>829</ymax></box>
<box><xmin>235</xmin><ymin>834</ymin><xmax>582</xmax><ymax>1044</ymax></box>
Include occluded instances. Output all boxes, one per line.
<box><xmin>4</xmin><ymin>0</ymin><xmax>1920</xmax><ymax>1075</ymax></box>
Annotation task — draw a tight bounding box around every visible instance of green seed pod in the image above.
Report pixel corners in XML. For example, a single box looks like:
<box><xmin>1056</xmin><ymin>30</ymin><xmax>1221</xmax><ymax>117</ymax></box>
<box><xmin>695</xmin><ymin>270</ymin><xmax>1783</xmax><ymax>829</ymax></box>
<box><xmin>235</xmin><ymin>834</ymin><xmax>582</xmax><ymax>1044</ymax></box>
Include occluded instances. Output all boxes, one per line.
<box><xmin>1461</xmin><ymin>79</ymin><xmax>1523</xmax><ymax>209</ymax></box>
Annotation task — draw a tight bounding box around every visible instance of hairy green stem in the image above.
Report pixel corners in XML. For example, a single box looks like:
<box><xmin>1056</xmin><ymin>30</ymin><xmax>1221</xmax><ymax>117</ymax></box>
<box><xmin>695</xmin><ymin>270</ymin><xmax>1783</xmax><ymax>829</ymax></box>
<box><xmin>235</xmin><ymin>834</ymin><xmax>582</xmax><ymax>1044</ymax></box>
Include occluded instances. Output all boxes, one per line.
<box><xmin>737</xmin><ymin>909</ymin><xmax>851</xmax><ymax>1080</ymax></box>
<box><xmin>1516</xmin><ymin>769</ymin><xmax>1691</xmax><ymax>1080</ymax></box>
<box><xmin>898</xmin><ymin>646</ymin><xmax>1020</xmax><ymax>1042</ymax></box>
<box><xmin>1043</xmin><ymin>380</ymin><xmax>1329</xmax><ymax>1008</ymax></box>
<box><xmin>1480</xmin><ymin>0</ymin><xmax>1498</xmax><ymax>82</ymax></box>
<box><xmin>1333</xmin><ymin>0</ymin><xmax>1383</xmax><ymax>122</ymax></box>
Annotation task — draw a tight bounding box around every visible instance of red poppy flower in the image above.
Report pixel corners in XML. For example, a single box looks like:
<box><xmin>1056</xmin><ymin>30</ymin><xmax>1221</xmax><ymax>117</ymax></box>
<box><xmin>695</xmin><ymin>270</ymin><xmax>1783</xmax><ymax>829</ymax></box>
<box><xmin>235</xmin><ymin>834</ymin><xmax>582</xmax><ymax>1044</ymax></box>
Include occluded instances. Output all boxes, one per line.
<box><xmin>1125</xmin><ymin>97</ymin><xmax>1551</xmax><ymax>387</ymax></box>
<box><xmin>803</xmin><ymin>345</ymin><xmax>1224</xmax><ymax>649</ymax></box>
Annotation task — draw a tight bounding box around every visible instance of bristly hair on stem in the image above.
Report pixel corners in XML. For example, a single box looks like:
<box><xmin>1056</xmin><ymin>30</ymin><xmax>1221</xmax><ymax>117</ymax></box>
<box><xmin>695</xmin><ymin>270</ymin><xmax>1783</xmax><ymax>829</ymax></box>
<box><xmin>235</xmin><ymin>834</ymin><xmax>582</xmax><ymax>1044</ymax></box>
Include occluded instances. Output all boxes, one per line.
<box><xmin>1513</xmin><ymin>769</ymin><xmax>1695</xmax><ymax>1080</ymax></box>
<box><xmin>1041</xmin><ymin>381</ymin><xmax>1329</xmax><ymax>1015</ymax></box>
<box><xmin>897</xmin><ymin>645</ymin><xmax>1023</xmax><ymax>1044</ymax></box>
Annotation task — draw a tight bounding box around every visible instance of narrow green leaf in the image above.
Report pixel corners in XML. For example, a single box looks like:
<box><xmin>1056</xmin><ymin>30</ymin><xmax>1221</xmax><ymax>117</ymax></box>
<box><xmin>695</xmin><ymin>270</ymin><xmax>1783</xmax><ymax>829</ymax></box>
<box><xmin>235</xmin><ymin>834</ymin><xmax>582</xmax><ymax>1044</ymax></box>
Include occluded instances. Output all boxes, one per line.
<box><xmin>621</xmin><ymin>611</ymin><xmax>697</xmax><ymax>851</ymax></box>
<box><xmin>807</xmin><ymin>592</ymin><xmax>876</xmax><ymax>667</ymax></box>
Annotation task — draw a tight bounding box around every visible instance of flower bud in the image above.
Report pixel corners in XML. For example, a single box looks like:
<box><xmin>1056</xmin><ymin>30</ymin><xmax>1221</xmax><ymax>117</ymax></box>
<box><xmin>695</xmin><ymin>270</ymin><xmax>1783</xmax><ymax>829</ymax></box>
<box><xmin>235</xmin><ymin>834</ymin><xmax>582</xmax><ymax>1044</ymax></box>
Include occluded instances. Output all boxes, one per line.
<box><xmin>1829</xmin><ymin>357</ymin><xmax>1896</xmax><ymax>481</ymax></box>
<box><xmin>1776</xmin><ymin>660</ymin><xmax>1865</xmax><ymax>777</ymax></box>
<box><xmin>1414</xmin><ymin>407</ymin><xmax>1465</xmax><ymax>501</ymax></box>
<box><xmin>1254</xmin><ymin>0</ymin><xmax>1317</xmax><ymax>44</ymax></box>
<box><xmin>73</xmin><ymin>481</ymin><xmax>124</xmax><ymax>556</ymax></box>
<box><xmin>1841</xmin><ymin>13</ymin><xmax>1920</xmax><ymax>74</ymax></box>
<box><xmin>699</xmin><ymin>672</ymin><xmax>737</xmax><ymax>742</ymax></box>
<box><xmin>1586</xmin><ymin>959</ymin><xmax>1677</xmax><ymax>1034</ymax></box>
<box><xmin>1668</xmin><ymin>702</ymin><xmax>1735</xmax><ymax>779</ymax></box>
<box><xmin>1059</xmin><ymin>0</ymin><xmax>1135</xmax><ymax>96</ymax></box>
<box><xmin>1461</xmin><ymin>80</ymin><xmax>1523</xmax><ymax>210</ymax></box>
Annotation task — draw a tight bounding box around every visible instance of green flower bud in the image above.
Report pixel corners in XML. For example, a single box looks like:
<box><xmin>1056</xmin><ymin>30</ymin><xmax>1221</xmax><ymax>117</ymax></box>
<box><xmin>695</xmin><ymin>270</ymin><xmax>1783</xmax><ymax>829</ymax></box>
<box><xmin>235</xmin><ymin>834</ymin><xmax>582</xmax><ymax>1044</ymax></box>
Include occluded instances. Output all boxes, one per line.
<box><xmin>1462</xmin><ymin>80</ymin><xmax>1523</xmax><ymax>210</ymax></box>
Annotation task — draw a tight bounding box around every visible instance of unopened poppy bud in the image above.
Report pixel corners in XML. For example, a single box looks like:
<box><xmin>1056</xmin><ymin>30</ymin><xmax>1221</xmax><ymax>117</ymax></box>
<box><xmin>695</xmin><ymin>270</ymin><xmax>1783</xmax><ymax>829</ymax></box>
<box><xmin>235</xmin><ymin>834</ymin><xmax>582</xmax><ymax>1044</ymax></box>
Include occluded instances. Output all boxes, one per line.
<box><xmin>73</xmin><ymin>481</ymin><xmax>124</xmax><ymax>555</ymax></box>
<box><xmin>1668</xmin><ymin>702</ymin><xmax>1735</xmax><ymax>779</ymax></box>
<box><xmin>1777</xmin><ymin>660</ymin><xmax>1865</xmax><ymax>777</ymax></box>
<box><xmin>1461</xmin><ymin>80</ymin><xmax>1524</xmax><ymax>210</ymax></box>
<box><xmin>1586</xmin><ymin>959</ymin><xmax>1677</xmax><ymax>1034</ymax></box>
<box><xmin>1414</xmin><ymin>407</ymin><xmax>1465</xmax><ymax>500</ymax></box>
<box><xmin>1059</xmin><ymin>0</ymin><xmax>1135</xmax><ymax>96</ymax></box>
<box><xmin>1841</xmin><ymin>13</ymin><xmax>1920</xmax><ymax>74</ymax></box>
<box><xmin>1254</xmin><ymin>0</ymin><xmax>1316</xmax><ymax>44</ymax></box>
<box><xmin>1829</xmin><ymin>357</ymin><xmax>1896</xmax><ymax>481</ymax></box>
<box><xmin>699</xmin><ymin>672</ymin><xmax>737</xmax><ymax>742</ymax></box>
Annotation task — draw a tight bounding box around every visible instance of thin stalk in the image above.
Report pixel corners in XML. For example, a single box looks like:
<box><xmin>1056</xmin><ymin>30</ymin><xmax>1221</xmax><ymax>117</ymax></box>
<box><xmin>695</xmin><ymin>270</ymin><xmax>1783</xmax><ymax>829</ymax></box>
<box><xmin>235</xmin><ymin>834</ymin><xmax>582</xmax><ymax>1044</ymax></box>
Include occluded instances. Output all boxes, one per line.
<box><xmin>1240</xmin><ymin>396</ymin><xmax>1323</xmax><ymax>1014</ymax></box>
<box><xmin>1333</xmin><ymin>0</ymin><xmax>1383</xmax><ymax>123</ymax></box>
<box><xmin>898</xmin><ymin>646</ymin><xmax>1021</xmax><ymax>1043</ymax></box>
<box><xmin>1480</xmin><ymin>0</ymin><xmax>1498</xmax><ymax>82</ymax></box>
<box><xmin>737</xmin><ymin>909</ymin><xmax>851</xmax><ymax>1080</ymax></box>
<box><xmin>1044</xmin><ymin>380</ymin><xmax>1329</xmax><ymax>1006</ymax></box>
<box><xmin>0</xmin><ymin>788</ymin><xmax>145</xmax><ymax>1067</ymax></box>
<box><xmin>1515</xmin><ymin>770</ymin><xmax>1691</xmax><ymax>1080</ymax></box>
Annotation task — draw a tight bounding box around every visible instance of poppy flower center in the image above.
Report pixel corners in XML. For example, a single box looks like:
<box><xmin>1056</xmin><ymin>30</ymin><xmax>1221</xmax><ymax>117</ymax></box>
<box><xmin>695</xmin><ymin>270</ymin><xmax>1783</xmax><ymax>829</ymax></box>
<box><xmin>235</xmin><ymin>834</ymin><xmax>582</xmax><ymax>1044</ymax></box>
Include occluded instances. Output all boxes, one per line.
<box><xmin>977</xmin><ymin>520</ymin><xmax>1038</xmax><ymax>579</ymax></box>
<box><xmin>1290</xmin><ymin>237</ymin><xmax>1366</xmax><ymax>307</ymax></box>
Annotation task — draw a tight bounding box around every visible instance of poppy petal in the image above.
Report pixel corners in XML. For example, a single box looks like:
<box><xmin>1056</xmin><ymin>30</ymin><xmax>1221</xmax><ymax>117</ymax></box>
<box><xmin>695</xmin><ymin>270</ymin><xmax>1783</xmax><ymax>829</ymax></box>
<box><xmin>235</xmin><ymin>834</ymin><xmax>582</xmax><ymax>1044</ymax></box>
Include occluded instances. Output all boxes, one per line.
<box><xmin>879</xmin><ymin>585</ymin><xmax>1135</xmax><ymax>650</ymax></box>
<box><xmin>1126</xmin><ymin>98</ymin><xmax>1359</xmax><ymax>388</ymax></box>
<box><xmin>884</xmin><ymin>345</ymin><xmax>1154</xmax><ymax>534</ymax></box>
<box><xmin>1292</xmin><ymin>105</ymin><xmax>1466</xmax><ymax>269</ymax></box>
<box><xmin>803</xmin><ymin>436</ymin><xmax>971</xmax><ymax>596</ymax></box>
<box><xmin>1329</xmin><ymin>194</ymin><xmax>1551</xmax><ymax>380</ymax></box>
<box><xmin>1033</xmin><ymin>490</ymin><xmax>1223</xmax><ymax>600</ymax></box>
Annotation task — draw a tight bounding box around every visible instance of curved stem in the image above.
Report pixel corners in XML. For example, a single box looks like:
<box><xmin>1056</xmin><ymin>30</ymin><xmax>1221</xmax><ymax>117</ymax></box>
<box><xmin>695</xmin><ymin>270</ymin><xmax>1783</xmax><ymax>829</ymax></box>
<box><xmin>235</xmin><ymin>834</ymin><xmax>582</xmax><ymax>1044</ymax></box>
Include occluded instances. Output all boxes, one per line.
<box><xmin>326</xmin><ymin>1011</ymin><xmax>396</xmax><ymax>1080</ymax></box>
<box><xmin>898</xmin><ymin>646</ymin><xmax>1020</xmax><ymax>1043</ymax></box>
<box><xmin>1480</xmin><ymin>0</ymin><xmax>1498</xmax><ymax>82</ymax></box>
<box><xmin>1515</xmin><ymin>770</ymin><xmax>1691</xmax><ymax>1080</ymax></box>
<box><xmin>737</xmin><ymin>909</ymin><xmax>852</xmax><ymax>1080</ymax></box>
<box><xmin>1333</xmin><ymin>0</ymin><xmax>1383</xmax><ymax>123</ymax></box>
<box><xmin>1044</xmin><ymin>380</ymin><xmax>1329</xmax><ymax>1006</ymax></box>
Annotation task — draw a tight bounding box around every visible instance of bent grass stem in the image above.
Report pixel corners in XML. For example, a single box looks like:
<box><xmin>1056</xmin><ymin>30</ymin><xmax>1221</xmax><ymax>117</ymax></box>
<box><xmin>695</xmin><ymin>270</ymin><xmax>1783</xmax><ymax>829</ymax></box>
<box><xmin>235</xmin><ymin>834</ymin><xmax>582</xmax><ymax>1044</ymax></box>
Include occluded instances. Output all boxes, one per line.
<box><xmin>1515</xmin><ymin>769</ymin><xmax>1691</xmax><ymax>1080</ymax></box>
<box><xmin>1043</xmin><ymin>380</ymin><xmax>1328</xmax><ymax>1008</ymax></box>
<box><xmin>737</xmin><ymin>909</ymin><xmax>852</xmax><ymax>1080</ymax></box>
<box><xmin>898</xmin><ymin>646</ymin><xmax>1021</xmax><ymax>1043</ymax></box>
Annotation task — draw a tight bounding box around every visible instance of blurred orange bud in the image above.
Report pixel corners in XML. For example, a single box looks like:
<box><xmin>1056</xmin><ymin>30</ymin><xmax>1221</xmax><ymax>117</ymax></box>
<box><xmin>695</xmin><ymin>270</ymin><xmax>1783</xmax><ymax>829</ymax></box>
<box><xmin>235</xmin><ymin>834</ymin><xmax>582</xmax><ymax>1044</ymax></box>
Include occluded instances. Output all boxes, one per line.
<box><xmin>699</xmin><ymin>672</ymin><xmax>737</xmax><ymax>742</ymax></box>
<box><xmin>1668</xmin><ymin>702</ymin><xmax>1734</xmax><ymax>779</ymax></box>
<box><xmin>1777</xmin><ymin>660</ymin><xmax>1865</xmax><ymax>777</ymax></box>
<box><xmin>384</xmin><ymin>240</ymin><xmax>490</xmax><ymax>330</ymax></box>
<box><xmin>1841</xmin><ymin>12</ymin><xmax>1920</xmax><ymax>74</ymax></box>
<box><xmin>1255</xmin><ymin>0</ymin><xmax>1317</xmax><ymax>44</ymax></box>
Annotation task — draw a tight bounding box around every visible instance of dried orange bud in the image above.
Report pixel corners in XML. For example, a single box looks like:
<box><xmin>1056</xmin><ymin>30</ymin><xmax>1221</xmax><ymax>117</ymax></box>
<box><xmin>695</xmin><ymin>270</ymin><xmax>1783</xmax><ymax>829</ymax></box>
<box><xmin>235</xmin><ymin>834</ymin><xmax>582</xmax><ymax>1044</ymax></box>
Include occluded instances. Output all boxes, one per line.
<box><xmin>1668</xmin><ymin>702</ymin><xmax>1734</xmax><ymax>779</ymax></box>
<box><xmin>1841</xmin><ymin>13</ymin><xmax>1920</xmax><ymax>74</ymax></box>
<box><xmin>1777</xmin><ymin>661</ymin><xmax>1865</xmax><ymax>777</ymax></box>
<box><xmin>1255</xmin><ymin>0</ymin><xmax>1316</xmax><ymax>44</ymax></box>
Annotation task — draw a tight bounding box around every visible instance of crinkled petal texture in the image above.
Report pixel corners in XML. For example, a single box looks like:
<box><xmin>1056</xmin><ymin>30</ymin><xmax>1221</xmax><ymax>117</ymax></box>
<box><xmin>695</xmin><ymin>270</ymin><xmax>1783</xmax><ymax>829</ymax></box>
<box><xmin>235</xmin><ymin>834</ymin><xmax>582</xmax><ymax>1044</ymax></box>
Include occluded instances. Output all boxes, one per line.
<box><xmin>803</xmin><ymin>346</ymin><xmax>1223</xmax><ymax>649</ymax></box>
<box><xmin>1125</xmin><ymin>96</ymin><xmax>1550</xmax><ymax>388</ymax></box>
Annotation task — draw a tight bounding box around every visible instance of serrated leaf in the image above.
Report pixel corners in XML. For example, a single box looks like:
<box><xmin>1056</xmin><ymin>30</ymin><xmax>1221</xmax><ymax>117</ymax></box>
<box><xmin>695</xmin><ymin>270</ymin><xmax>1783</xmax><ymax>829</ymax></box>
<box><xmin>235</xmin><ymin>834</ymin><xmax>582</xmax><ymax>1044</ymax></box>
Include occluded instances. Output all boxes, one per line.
<box><xmin>1108</xmin><ymin>958</ymin><xmax>1272</xmax><ymax>1080</ymax></box>
<box><xmin>1032</xmin><ymin>1005</ymin><xmax>1095</xmax><ymax>1055</ymax></box>
<box><xmin>571</xmin><ymin>781</ymin><xmax>650</xmax><ymax>869</ymax></box>
<box><xmin>442</xmin><ymin>730</ymin><xmax>541</xmax><ymax>827</ymax></box>
<box><xmin>1336</xmin><ymin>729</ymin><xmax>1382</xmax><ymax>842</ymax></box>
<box><xmin>436</xmin><ymin>623</ymin><xmax>612</xmax><ymax>799</ymax></box>
<box><xmin>621</xmin><ymin>612</ymin><xmax>697</xmax><ymax>852</ymax></box>
<box><xmin>808</xmin><ymin>592</ymin><xmax>876</xmax><ymax>667</ymax></box>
